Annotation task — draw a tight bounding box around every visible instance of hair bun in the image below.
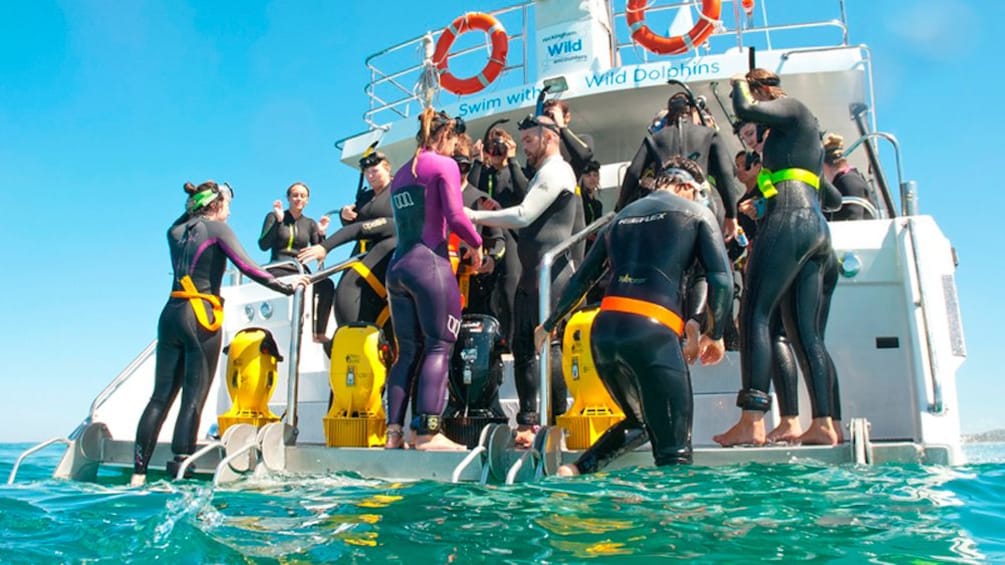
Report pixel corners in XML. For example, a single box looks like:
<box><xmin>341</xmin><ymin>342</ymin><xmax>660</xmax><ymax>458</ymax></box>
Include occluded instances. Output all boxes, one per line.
<box><xmin>183</xmin><ymin>182</ymin><xmax>198</xmax><ymax>195</ymax></box>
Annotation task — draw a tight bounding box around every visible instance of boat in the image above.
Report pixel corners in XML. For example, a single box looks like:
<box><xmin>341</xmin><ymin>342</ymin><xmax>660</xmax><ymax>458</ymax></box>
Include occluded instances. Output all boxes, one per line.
<box><xmin>9</xmin><ymin>0</ymin><xmax>968</xmax><ymax>486</ymax></box>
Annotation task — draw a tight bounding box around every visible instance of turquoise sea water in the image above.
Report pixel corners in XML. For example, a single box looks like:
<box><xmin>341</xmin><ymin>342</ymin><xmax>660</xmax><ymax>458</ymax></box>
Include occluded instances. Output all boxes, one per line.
<box><xmin>2</xmin><ymin>443</ymin><xmax>1003</xmax><ymax>563</ymax></box>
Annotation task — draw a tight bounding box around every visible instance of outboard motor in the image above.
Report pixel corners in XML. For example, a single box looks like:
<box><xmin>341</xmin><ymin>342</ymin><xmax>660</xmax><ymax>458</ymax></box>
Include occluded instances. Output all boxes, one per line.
<box><xmin>443</xmin><ymin>314</ymin><xmax>508</xmax><ymax>448</ymax></box>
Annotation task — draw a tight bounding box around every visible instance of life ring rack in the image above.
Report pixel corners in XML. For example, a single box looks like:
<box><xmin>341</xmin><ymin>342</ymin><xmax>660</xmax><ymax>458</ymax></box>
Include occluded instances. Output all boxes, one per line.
<box><xmin>434</xmin><ymin>12</ymin><xmax>509</xmax><ymax>95</ymax></box>
<box><xmin>625</xmin><ymin>0</ymin><xmax>728</xmax><ymax>56</ymax></box>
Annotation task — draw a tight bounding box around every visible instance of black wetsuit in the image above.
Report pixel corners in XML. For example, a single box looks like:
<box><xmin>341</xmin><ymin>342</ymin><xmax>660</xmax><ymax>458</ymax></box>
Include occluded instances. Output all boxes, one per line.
<box><xmin>323</xmin><ymin>187</ymin><xmax>396</xmax><ymax>336</ymax></box>
<box><xmin>258</xmin><ymin>210</ymin><xmax>334</xmax><ymax>336</ymax></box>
<box><xmin>558</xmin><ymin>128</ymin><xmax>595</xmax><ymax>180</ymax></box>
<box><xmin>542</xmin><ymin>190</ymin><xmax>731</xmax><ymax>470</ymax></box>
<box><xmin>385</xmin><ymin>150</ymin><xmax>482</xmax><ymax>435</ymax></box>
<box><xmin>827</xmin><ymin>167</ymin><xmax>872</xmax><ymax>221</ymax></box>
<box><xmin>459</xmin><ymin>184</ymin><xmax>507</xmax><ymax>319</ymax></box>
<box><xmin>134</xmin><ymin>214</ymin><xmax>291</xmax><ymax>475</ymax></box>
<box><xmin>468</xmin><ymin>159</ymin><xmax>527</xmax><ymax>346</ymax></box>
<box><xmin>616</xmin><ymin>120</ymin><xmax>741</xmax><ymax>222</ymax></box>
<box><xmin>732</xmin><ymin>84</ymin><xmax>839</xmax><ymax>418</ymax></box>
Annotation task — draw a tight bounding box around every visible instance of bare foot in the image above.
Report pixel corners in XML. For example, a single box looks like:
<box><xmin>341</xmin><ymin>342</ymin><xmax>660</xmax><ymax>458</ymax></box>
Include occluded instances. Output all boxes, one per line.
<box><xmin>414</xmin><ymin>433</ymin><xmax>466</xmax><ymax>451</ymax></box>
<box><xmin>766</xmin><ymin>416</ymin><xmax>803</xmax><ymax>444</ymax></box>
<box><xmin>556</xmin><ymin>464</ymin><xmax>580</xmax><ymax>477</ymax></box>
<box><xmin>385</xmin><ymin>425</ymin><xmax>406</xmax><ymax>449</ymax></box>
<box><xmin>514</xmin><ymin>426</ymin><xmax>536</xmax><ymax>449</ymax></box>
<box><xmin>796</xmin><ymin>418</ymin><xmax>839</xmax><ymax>446</ymax></box>
<box><xmin>713</xmin><ymin>411</ymin><xmax>766</xmax><ymax>447</ymax></box>
<box><xmin>129</xmin><ymin>474</ymin><xmax>147</xmax><ymax>487</ymax></box>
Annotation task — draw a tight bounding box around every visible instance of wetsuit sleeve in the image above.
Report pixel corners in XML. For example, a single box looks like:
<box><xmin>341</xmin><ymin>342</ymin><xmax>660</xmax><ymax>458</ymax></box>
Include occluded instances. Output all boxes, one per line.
<box><xmin>560</xmin><ymin>128</ymin><xmax>594</xmax><ymax>177</ymax></box>
<box><xmin>542</xmin><ymin>227</ymin><xmax>610</xmax><ymax>332</ymax></box>
<box><xmin>441</xmin><ymin>165</ymin><xmax>483</xmax><ymax>249</ymax></box>
<box><xmin>694</xmin><ymin>212</ymin><xmax>732</xmax><ymax>340</ymax></box>
<box><xmin>468</xmin><ymin>159</ymin><xmax>484</xmax><ymax>189</ymax></box>
<box><xmin>507</xmin><ymin>159</ymin><xmax>529</xmax><ymax>202</ymax></box>
<box><xmin>212</xmin><ymin>223</ymin><xmax>293</xmax><ymax>294</ymax></box>
<box><xmin>616</xmin><ymin>137</ymin><xmax>650</xmax><ymax>211</ymax></box>
<box><xmin>319</xmin><ymin>216</ymin><xmax>394</xmax><ymax>252</ymax></box>
<box><xmin>708</xmin><ymin>133</ymin><xmax>739</xmax><ymax>219</ymax></box>
<box><xmin>820</xmin><ymin>177</ymin><xmax>844</xmax><ymax>213</ymax></box>
<box><xmin>258</xmin><ymin>212</ymin><xmax>279</xmax><ymax>252</ymax></box>
<box><xmin>309</xmin><ymin>218</ymin><xmax>323</xmax><ymax>245</ymax></box>
<box><xmin>469</xmin><ymin>171</ymin><xmax>568</xmax><ymax>229</ymax></box>
<box><xmin>732</xmin><ymin>81</ymin><xmax>799</xmax><ymax>129</ymax></box>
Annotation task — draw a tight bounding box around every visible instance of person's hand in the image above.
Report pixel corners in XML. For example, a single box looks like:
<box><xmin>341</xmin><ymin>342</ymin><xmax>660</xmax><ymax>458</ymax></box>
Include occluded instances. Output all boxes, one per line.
<box><xmin>533</xmin><ymin>324</ymin><xmax>551</xmax><ymax>352</ymax></box>
<box><xmin>506</xmin><ymin>138</ymin><xmax>517</xmax><ymax>159</ymax></box>
<box><xmin>699</xmin><ymin>335</ymin><xmax>726</xmax><ymax>366</ymax></box>
<box><xmin>477</xmin><ymin>196</ymin><xmax>501</xmax><ymax>211</ymax></box>
<box><xmin>297</xmin><ymin>244</ymin><xmax>327</xmax><ymax>264</ymax></box>
<box><xmin>722</xmin><ymin>217</ymin><xmax>738</xmax><ymax>243</ymax></box>
<box><xmin>318</xmin><ymin>215</ymin><xmax>330</xmax><ymax>235</ymax></box>
<box><xmin>292</xmin><ymin>275</ymin><xmax>311</xmax><ymax>289</ymax></box>
<box><xmin>550</xmin><ymin>107</ymin><xmax>567</xmax><ymax>128</ymax></box>
<box><xmin>683</xmin><ymin>319</ymin><xmax>701</xmax><ymax>365</ymax></box>
<box><xmin>464</xmin><ymin>245</ymin><xmax>483</xmax><ymax>272</ymax></box>
<box><xmin>340</xmin><ymin>204</ymin><xmax>357</xmax><ymax>222</ymax></box>
<box><xmin>739</xmin><ymin>199</ymin><xmax>758</xmax><ymax>220</ymax></box>
<box><xmin>476</xmin><ymin>255</ymin><xmax>496</xmax><ymax>275</ymax></box>
<box><xmin>272</xmin><ymin>200</ymin><xmax>284</xmax><ymax>222</ymax></box>
<box><xmin>472</xmin><ymin>139</ymin><xmax>484</xmax><ymax>162</ymax></box>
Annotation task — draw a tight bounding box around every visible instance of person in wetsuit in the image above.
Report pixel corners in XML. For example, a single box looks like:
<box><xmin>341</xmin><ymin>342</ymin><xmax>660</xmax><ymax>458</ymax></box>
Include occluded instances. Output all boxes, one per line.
<box><xmin>714</xmin><ymin>69</ymin><xmax>841</xmax><ymax>447</ymax></box>
<box><xmin>617</xmin><ymin>92</ymin><xmax>742</xmax><ymax>241</ymax></box>
<box><xmin>454</xmin><ymin>134</ymin><xmax>507</xmax><ymax>315</ymax></box>
<box><xmin>467</xmin><ymin>114</ymin><xmax>583</xmax><ymax>449</ymax></box>
<box><xmin>258</xmin><ymin>181</ymin><xmax>335</xmax><ymax>342</ymax></box>
<box><xmin>823</xmin><ymin>133</ymin><xmax>874</xmax><ymax>221</ymax></box>
<box><xmin>468</xmin><ymin>127</ymin><xmax>527</xmax><ymax>348</ymax></box>
<box><xmin>384</xmin><ymin>108</ymin><xmax>484</xmax><ymax>451</ymax></box>
<box><xmin>131</xmin><ymin>181</ymin><xmax>304</xmax><ymax>486</ymax></box>
<box><xmin>535</xmin><ymin>161</ymin><xmax>732</xmax><ymax>475</ymax></box>
<box><xmin>298</xmin><ymin>152</ymin><xmax>396</xmax><ymax>338</ymax></box>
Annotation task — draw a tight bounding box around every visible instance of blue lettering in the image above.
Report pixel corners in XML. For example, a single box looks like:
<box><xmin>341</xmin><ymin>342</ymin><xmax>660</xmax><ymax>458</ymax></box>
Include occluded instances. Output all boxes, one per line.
<box><xmin>546</xmin><ymin>39</ymin><xmax>583</xmax><ymax>57</ymax></box>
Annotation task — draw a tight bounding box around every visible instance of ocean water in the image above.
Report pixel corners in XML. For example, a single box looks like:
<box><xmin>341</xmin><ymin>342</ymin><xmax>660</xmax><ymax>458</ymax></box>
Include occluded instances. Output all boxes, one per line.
<box><xmin>2</xmin><ymin>443</ymin><xmax>1003</xmax><ymax>563</ymax></box>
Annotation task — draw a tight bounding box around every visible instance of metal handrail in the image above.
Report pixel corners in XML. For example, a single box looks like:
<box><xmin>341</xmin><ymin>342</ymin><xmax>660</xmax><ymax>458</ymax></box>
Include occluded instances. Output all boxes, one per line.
<box><xmin>89</xmin><ymin>340</ymin><xmax>158</xmax><ymax>421</ymax></box>
<box><xmin>213</xmin><ymin>442</ymin><xmax>260</xmax><ymax>486</ymax></box>
<box><xmin>451</xmin><ymin>445</ymin><xmax>487</xmax><ymax>483</ymax></box>
<box><xmin>8</xmin><ymin>438</ymin><xmax>71</xmax><ymax>484</ymax></box>
<box><xmin>842</xmin><ymin>131</ymin><xmax>917</xmax><ymax>216</ymax></box>
<box><xmin>174</xmin><ymin>440</ymin><xmax>225</xmax><ymax>480</ymax></box>
<box><xmin>537</xmin><ymin>212</ymin><xmax>616</xmax><ymax>423</ymax></box>
<box><xmin>840</xmin><ymin>196</ymin><xmax>879</xmax><ymax>220</ymax></box>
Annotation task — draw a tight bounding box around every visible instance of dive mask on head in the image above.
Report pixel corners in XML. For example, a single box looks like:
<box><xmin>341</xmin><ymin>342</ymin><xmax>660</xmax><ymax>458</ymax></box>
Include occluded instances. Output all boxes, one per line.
<box><xmin>660</xmin><ymin>167</ymin><xmax>700</xmax><ymax>189</ymax></box>
<box><xmin>432</xmin><ymin>112</ymin><xmax>466</xmax><ymax>135</ymax></box>
<box><xmin>517</xmin><ymin>114</ymin><xmax>561</xmax><ymax>134</ymax></box>
<box><xmin>359</xmin><ymin>151</ymin><xmax>387</xmax><ymax>170</ymax></box>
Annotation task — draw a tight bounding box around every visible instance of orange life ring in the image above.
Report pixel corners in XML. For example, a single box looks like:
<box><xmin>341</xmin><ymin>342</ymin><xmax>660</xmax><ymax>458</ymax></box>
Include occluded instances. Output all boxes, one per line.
<box><xmin>741</xmin><ymin>0</ymin><xmax>755</xmax><ymax>16</ymax></box>
<box><xmin>626</xmin><ymin>0</ymin><xmax>722</xmax><ymax>56</ymax></box>
<box><xmin>433</xmin><ymin>12</ymin><xmax>508</xmax><ymax>95</ymax></box>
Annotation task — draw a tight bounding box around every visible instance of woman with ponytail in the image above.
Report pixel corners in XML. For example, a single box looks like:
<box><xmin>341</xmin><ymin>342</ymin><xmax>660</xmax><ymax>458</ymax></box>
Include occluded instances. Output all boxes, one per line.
<box><xmin>131</xmin><ymin>181</ymin><xmax>307</xmax><ymax>486</ymax></box>
<box><xmin>384</xmin><ymin>108</ymin><xmax>484</xmax><ymax>450</ymax></box>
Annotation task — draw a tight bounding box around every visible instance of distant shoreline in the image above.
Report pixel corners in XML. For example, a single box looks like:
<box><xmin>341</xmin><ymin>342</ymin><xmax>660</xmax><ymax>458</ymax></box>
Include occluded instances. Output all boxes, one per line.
<box><xmin>962</xmin><ymin>430</ymin><xmax>1005</xmax><ymax>443</ymax></box>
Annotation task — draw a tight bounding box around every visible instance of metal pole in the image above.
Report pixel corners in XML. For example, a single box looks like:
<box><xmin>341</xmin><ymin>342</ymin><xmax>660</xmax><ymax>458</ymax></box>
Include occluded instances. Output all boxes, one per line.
<box><xmin>283</xmin><ymin>286</ymin><xmax>305</xmax><ymax>444</ymax></box>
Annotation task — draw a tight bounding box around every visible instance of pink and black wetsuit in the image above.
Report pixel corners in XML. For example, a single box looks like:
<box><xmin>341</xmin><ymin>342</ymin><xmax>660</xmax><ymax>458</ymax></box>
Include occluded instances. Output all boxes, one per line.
<box><xmin>385</xmin><ymin>150</ymin><xmax>482</xmax><ymax>436</ymax></box>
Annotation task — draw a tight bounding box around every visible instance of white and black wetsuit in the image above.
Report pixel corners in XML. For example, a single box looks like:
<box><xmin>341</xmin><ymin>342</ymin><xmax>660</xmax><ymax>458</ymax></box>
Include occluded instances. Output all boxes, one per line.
<box><xmin>134</xmin><ymin>214</ymin><xmax>291</xmax><ymax>476</ymax></box>
<box><xmin>542</xmin><ymin>190</ymin><xmax>731</xmax><ymax>470</ymax></box>
<box><xmin>469</xmin><ymin>153</ymin><xmax>583</xmax><ymax>426</ymax></box>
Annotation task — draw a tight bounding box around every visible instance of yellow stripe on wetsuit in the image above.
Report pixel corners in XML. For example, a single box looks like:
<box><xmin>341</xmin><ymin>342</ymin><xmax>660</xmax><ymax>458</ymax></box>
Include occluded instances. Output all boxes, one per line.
<box><xmin>756</xmin><ymin>168</ymin><xmax>820</xmax><ymax>199</ymax></box>
<box><xmin>349</xmin><ymin>260</ymin><xmax>390</xmax><ymax>328</ymax></box>
<box><xmin>170</xmin><ymin>275</ymin><xmax>224</xmax><ymax>332</ymax></box>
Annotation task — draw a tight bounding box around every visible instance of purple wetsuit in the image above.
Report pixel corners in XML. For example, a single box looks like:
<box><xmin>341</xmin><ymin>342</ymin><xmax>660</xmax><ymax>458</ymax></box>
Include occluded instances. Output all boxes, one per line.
<box><xmin>385</xmin><ymin>149</ymin><xmax>482</xmax><ymax>434</ymax></box>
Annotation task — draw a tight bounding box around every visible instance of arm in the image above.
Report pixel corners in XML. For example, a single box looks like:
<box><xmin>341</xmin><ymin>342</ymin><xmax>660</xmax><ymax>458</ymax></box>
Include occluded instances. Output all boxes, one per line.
<box><xmin>731</xmin><ymin>81</ymin><xmax>799</xmax><ymax>129</ymax></box>
<box><xmin>507</xmin><ymin>159</ymin><xmax>529</xmax><ymax>202</ymax></box>
<box><xmin>212</xmin><ymin>223</ymin><xmax>292</xmax><ymax>294</ymax></box>
<box><xmin>560</xmin><ymin>128</ymin><xmax>594</xmax><ymax>176</ymax></box>
<box><xmin>694</xmin><ymin>212</ymin><xmax>732</xmax><ymax>340</ymax></box>
<box><xmin>615</xmin><ymin>137</ymin><xmax>651</xmax><ymax>211</ymax></box>
<box><xmin>441</xmin><ymin>166</ymin><xmax>483</xmax><ymax>249</ymax></box>
<box><xmin>707</xmin><ymin>133</ymin><xmax>740</xmax><ymax>219</ymax></box>
<box><xmin>819</xmin><ymin>176</ymin><xmax>844</xmax><ymax>213</ymax></box>
<box><xmin>258</xmin><ymin>212</ymin><xmax>279</xmax><ymax>252</ymax></box>
<box><xmin>320</xmin><ymin>216</ymin><xmax>395</xmax><ymax>252</ymax></box>
<box><xmin>541</xmin><ymin>227</ymin><xmax>610</xmax><ymax>332</ymax></box>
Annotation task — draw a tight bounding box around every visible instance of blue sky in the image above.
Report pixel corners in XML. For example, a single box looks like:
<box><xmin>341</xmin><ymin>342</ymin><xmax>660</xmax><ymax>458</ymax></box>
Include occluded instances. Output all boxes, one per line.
<box><xmin>1</xmin><ymin>0</ymin><xmax>1001</xmax><ymax>442</ymax></box>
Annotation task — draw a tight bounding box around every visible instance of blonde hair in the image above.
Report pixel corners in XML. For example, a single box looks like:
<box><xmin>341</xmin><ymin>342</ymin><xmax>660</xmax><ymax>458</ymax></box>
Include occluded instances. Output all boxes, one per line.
<box><xmin>823</xmin><ymin>133</ymin><xmax>846</xmax><ymax>166</ymax></box>
<box><xmin>412</xmin><ymin>107</ymin><xmax>457</xmax><ymax>175</ymax></box>
<box><xmin>746</xmin><ymin>68</ymin><xmax>785</xmax><ymax>99</ymax></box>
